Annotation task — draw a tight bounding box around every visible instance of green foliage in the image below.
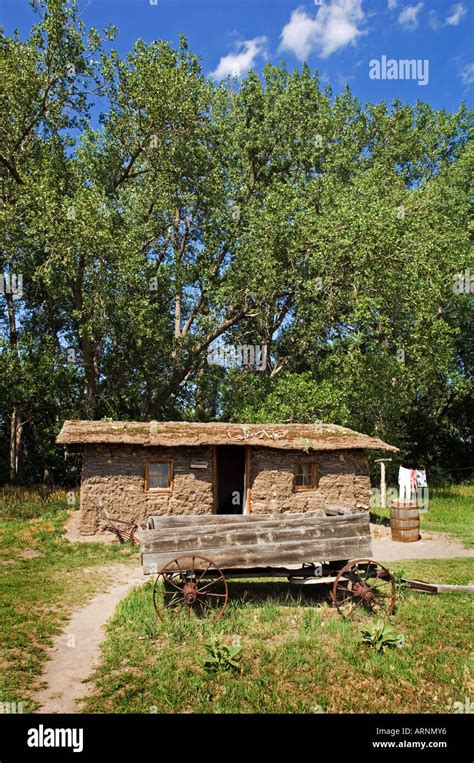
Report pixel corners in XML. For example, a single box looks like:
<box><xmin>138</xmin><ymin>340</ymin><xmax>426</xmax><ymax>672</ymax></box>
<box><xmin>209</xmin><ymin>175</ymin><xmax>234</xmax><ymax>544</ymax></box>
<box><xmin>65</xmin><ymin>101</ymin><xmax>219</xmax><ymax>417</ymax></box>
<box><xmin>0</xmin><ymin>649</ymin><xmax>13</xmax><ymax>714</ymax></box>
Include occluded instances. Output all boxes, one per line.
<box><xmin>201</xmin><ymin>638</ymin><xmax>242</xmax><ymax>674</ymax></box>
<box><xmin>0</xmin><ymin>0</ymin><xmax>472</xmax><ymax>485</ymax></box>
<box><xmin>391</xmin><ymin>569</ymin><xmax>410</xmax><ymax>598</ymax></box>
<box><xmin>358</xmin><ymin>620</ymin><xmax>405</xmax><ymax>653</ymax></box>
<box><xmin>0</xmin><ymin>486</ymin><xmax>76</xmax><ymax>520</ymax></box>
<box><xmin>393</xmin><ymin>570</ymin><xmax>410</xmax><ymax>598</ymax></box>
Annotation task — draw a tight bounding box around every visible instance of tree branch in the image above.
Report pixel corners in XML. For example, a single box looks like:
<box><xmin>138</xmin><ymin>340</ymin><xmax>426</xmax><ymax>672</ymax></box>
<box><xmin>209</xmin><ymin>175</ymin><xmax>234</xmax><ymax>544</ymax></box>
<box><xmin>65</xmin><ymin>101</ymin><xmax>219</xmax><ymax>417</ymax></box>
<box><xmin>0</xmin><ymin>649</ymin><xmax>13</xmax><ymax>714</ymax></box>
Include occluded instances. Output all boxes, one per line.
<box><xmin>0</xmin><ymin>154</ymin><xmax>23</xmax><ymax>185</ymax></box>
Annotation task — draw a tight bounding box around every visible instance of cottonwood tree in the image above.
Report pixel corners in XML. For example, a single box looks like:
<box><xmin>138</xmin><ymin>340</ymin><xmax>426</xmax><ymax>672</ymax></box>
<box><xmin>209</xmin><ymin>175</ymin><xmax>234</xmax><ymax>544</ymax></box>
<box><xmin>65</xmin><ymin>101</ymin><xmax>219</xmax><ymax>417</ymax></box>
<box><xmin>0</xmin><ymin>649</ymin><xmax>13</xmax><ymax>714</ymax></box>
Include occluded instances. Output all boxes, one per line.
<box><xmin>0</xmin><ymin>0</ymin><xmax>471</xmax><ymax>482</ymax></box>
<box><xmin>0</xmin><ymin>0</ymin><xmax>114</xmax><ymax>477</ymax></box>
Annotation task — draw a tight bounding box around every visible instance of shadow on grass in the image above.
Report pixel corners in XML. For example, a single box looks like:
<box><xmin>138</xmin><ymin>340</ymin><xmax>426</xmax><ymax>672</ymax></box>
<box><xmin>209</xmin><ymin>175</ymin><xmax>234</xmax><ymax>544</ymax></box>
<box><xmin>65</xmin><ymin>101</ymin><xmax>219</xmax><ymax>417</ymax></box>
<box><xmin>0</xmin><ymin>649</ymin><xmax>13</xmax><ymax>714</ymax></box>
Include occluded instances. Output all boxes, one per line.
<box><xmin>225</xmin><ymin>579</ymin><xmax>334</xmax><ymax>608</ymax></box>
<box><xmin>369</xmin><ymin>511</ymin><xmax>390</xmax><ymax>527</ymax></box>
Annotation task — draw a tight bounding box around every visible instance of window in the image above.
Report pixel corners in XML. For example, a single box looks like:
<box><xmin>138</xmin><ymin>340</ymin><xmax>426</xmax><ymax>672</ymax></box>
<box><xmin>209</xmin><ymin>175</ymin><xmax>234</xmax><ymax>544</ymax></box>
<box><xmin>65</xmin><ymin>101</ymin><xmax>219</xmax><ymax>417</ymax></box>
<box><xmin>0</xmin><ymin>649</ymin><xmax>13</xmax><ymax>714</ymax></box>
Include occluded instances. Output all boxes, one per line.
<box><xmin>146</xmin><ymin>460</ymin><xmax>173</xmax><ymax>492</ymax></box>
<box><xmin>293</xmin><ymin>461</ymin><xmax>318</xmax><ymax>491</ymax></box>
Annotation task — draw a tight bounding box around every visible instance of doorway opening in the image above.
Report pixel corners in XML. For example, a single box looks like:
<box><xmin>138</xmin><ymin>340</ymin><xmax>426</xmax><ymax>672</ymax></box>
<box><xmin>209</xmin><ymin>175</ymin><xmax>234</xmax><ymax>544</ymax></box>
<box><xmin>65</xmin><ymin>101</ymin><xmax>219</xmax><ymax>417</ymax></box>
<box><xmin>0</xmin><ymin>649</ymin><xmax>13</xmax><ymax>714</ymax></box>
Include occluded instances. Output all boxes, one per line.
<box><xmin>215</xmin><ymin>445</ymin><xmax>246</xmax><ymax>515</ymax></box>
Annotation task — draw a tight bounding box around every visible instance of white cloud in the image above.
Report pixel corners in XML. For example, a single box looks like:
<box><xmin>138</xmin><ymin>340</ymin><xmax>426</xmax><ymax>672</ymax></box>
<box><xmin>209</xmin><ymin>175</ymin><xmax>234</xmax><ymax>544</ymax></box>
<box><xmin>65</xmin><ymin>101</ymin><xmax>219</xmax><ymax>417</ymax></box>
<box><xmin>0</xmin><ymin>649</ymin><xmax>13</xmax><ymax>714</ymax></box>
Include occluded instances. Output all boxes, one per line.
<box><xmin>279</xmin><ymin>9</ymin><xmax>320</xmax><ymax>60</ymax></box>
<box><xmin>279</xmin><ymin>0</ymin><xmax>366</xmax><ymax>60</ymax></box>
<box><xmin>428</xmin><ymin>3</ymin><xmax>466</xmax><ymax>31</ymax></box>
<box><xmin>387</xmin><ymin>0</ymin><xmax>398</xmax><ymax>9</ymax></box>
<box><xmin>398</xmin><ymin>3</ymin><xmax>423</xmax><ymax>30</ymax></box>
<box><xmin>210</xmin><ymin>37</ymin><xmax>267</xmax><ymax>80</ymax></box>
<box><xmin>461</xmin><ymin>62</ymin><xmax>474</xmax><ymax>85</ymax></box>
<box><xmin>446</xmin><ymin>3</ymin><xmax>467</xmax><ymax>26</ymax></box>
<box><xmin>427</xmin><ymin>10</ymin><xmax>441</xmax><ymax>30</ymax></box>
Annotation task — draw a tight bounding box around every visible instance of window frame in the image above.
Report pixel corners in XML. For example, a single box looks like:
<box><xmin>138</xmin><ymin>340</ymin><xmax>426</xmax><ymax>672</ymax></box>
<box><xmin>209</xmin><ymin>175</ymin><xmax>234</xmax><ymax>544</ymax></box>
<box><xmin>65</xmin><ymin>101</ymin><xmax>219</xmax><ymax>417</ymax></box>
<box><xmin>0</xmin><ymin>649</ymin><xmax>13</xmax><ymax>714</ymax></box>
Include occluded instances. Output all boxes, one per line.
<box><xmin>145</xmin><ymin>459</ymin><xmax>174</xmax><ymax>493</ymax></box>
<box><xmin>293</xmin><ymin>461</ymin><xmax>319</xmax><ymax>492</ymax></box>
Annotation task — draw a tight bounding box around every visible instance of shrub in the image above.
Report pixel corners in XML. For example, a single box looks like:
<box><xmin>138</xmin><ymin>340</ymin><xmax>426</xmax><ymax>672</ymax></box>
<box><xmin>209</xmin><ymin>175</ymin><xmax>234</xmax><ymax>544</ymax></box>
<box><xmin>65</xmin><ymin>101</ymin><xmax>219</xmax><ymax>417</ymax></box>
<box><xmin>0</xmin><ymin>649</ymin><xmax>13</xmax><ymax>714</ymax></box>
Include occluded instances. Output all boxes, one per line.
<box><xmin>358</xmin><ymin>620</ymin><xmax>405</xmax><ymax>653</ymax></box>
<box><xmin>201</xmin><ymin>638</ymin><xmax>241</xmax><ymax>674</ymax></box>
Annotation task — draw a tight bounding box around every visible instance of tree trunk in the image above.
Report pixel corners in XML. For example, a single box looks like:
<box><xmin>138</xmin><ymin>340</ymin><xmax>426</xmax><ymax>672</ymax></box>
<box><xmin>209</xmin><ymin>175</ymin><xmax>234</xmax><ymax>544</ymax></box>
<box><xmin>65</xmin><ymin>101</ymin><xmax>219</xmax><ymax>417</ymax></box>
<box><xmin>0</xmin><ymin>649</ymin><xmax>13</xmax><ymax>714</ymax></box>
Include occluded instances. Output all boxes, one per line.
<box><xmin>82</xmin><ymin>333</ymin><xmax>99</xmax><ymax>414</ymax></box>
<box><xmin>70</xmin><ymin>270</ymin><xmax>100</xmax><ymax>415</ymax></box>
<box><xmin>43</xmin><ymin>467</ymin><xmax>55</xmax><ymax>486</ymax></box>
<box><xmin>173</xmin><ymin>207</ymin><xmax>182</xmax><ymax>340</ymax></box>
<box><xmin>6</xmin><ymin>290</ymin><xmax>23</xmax><ymax>482</ymax></box>
<box><xmin>9</xmin><ymin>407</ymin><xmax>23</xmax><ymax>483</ymax></box>
<box><xmin>174</xmin><ymin>293</ymin><xmax>181</xmax><ymax>337</ymax></box>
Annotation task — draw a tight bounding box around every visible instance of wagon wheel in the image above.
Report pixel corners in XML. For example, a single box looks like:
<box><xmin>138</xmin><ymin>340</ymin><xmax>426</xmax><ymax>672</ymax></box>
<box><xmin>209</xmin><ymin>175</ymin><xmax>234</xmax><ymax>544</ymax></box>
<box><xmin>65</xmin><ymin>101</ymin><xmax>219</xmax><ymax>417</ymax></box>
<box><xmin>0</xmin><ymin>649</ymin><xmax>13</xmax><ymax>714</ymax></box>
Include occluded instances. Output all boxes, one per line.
<box><xmin>153</xmin><ymin>554</ymin><xmax>228</xmax><ymax>621</ymax></box>
<box><xmin>332</xmin><ymin>559</ymin><xmax>397</xmax><ymax>618</ymax></box>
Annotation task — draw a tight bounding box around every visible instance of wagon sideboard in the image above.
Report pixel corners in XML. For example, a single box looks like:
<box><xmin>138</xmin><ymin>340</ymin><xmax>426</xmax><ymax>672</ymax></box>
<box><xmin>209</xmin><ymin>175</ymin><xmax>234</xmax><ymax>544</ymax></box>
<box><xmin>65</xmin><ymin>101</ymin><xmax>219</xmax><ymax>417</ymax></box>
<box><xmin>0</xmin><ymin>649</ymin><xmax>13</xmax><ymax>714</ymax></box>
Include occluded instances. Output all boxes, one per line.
<box><xmin>139</xmin><ymin>511</ymin><xmax>373</xmax><ymax>574</ymax></box>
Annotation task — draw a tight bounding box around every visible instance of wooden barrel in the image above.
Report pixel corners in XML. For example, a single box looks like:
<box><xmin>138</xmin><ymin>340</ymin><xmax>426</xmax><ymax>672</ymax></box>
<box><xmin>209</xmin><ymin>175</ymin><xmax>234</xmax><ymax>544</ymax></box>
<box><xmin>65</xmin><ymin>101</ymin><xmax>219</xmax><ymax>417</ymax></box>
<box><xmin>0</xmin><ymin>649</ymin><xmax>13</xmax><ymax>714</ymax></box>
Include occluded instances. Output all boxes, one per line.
<box><xmin>390</xmin><ymin>500</ymin><xmax>420</xmax><ymax>542</ymax></box>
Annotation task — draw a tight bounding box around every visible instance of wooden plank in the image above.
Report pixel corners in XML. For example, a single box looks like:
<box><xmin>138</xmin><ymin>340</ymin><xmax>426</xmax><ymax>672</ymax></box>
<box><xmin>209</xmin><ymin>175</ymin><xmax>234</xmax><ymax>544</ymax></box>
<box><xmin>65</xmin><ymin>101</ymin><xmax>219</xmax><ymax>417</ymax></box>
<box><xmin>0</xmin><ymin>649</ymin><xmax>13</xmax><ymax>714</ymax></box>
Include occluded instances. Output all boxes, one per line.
<box><xmin>141</xmin><ymin>512</ymin><xmax>369</xmax><ymax>536</ymax></box>
<box><xmin>140</xmin><ymin>524</ymin><xmax>370</xmax><ymax>552</ymax></box>
<box><xmin>142</xmin><ymin>534</ymin><xmax>373</xmax><ymax>573</ymax></box>
<box><xmin>145</xmin><ymin>510</ymin><xmax>367</xmax><ymax>529</ymax></box>
<box><xmin>139</xmin><ymin>516</ymin><xmax>370</xmax><ymax>554</ymax></box>
<box><xmin>142</xmin><ymin>513</ymin><xmax>369</xmax><ymax>536</ymax></box>
<box><xmin>146</xmin><ymin>511</ymin><xmax>326</xmax><ymax>528</ymax></box>
<box><xmin>402</xmin><ymin>578</ymin><xmax>474</xmax><ymax>595</ymax></box>
<box><xmin>324</xmin><ymin>505</ymin><xmax>357</xmax><ymax>515</ymax></box>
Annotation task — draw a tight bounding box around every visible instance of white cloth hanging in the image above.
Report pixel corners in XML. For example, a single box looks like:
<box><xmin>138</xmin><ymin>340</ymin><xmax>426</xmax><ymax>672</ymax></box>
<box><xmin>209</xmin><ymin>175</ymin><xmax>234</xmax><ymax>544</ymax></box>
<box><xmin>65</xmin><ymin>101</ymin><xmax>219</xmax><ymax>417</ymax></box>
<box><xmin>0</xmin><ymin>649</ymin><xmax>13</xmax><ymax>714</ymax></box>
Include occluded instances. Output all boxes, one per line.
<box><xmin>398</xmin><ymin>466</ymin><xmax>415</xmax><ymax>501</ymax></box>
<box><xmin>416</xmin><ymin>469</ymin><xmax>427</xmax><ymax>488</ymax></box>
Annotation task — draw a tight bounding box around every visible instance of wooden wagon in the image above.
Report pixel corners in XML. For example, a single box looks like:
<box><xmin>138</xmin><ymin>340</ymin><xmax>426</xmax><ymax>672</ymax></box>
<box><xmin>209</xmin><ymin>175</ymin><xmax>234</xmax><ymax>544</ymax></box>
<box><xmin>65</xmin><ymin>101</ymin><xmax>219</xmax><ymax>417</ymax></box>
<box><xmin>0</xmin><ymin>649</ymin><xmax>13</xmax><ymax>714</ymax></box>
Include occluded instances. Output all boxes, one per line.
<box><xmin>138</xmin><ymin>508</ymin><xmax>397</xmax><ymax>620</ymax></box>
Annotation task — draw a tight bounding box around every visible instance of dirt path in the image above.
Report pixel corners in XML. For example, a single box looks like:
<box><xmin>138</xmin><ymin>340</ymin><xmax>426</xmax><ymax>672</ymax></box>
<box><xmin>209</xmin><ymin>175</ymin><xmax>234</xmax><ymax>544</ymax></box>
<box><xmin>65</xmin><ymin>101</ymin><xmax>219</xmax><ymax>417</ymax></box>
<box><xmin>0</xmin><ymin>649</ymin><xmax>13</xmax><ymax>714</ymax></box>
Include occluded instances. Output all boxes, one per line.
<box><xmin>371</xmin><ymin>524</ymin><xmax>473</xmax><ymax>561</ymax></box>
<box><xmin>35</xmin><ymin>564</ymin><xmax>145</xmax><ymax>714</ymax></box>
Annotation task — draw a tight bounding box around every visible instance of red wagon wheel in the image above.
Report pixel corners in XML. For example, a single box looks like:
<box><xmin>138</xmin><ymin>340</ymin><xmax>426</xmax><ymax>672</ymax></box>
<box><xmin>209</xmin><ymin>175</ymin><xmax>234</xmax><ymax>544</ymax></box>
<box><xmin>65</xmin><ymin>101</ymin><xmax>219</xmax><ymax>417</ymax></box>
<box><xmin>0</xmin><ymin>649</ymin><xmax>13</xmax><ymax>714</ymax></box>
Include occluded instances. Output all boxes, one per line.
<box><xmin>153</xmin><ymin>554</ymin><xmax>228</xmax><ymax>621</ymax></box>
<box><xmin>332</xmin><ymin>559</ymin><xmax>397</xmax><ymax>618</ymax></box>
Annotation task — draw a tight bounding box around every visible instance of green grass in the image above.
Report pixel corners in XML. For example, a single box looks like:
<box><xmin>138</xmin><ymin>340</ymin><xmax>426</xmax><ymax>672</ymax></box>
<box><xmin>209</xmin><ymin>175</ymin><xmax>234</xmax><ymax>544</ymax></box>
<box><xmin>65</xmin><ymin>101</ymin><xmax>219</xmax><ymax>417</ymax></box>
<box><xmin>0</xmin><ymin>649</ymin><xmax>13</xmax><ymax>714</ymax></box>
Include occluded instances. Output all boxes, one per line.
<box><xmin>0</xmin><ymin>488</ymin><xmax>138</xmax><ymax>712</ymax></box>
<box><xmin>0</xmin><ymin>486</ymin><xmax>73</xmax><ymax>522</ymax></box>
<box><xmin>83</xmin><ymin>558</ymin><xmax>474</xmax><ymax>714</ymax></box>
<box><xmin>371</xmin><ymin>484</ymin><xmax>474</xmax><ymax>548</ymax></box>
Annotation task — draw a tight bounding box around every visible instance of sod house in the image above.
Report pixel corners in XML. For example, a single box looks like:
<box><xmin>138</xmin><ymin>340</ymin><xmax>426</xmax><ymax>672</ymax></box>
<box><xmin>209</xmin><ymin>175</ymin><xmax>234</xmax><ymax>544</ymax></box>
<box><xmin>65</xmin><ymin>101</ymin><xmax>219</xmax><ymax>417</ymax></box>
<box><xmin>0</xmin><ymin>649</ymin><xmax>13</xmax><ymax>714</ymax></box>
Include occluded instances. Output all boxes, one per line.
<box><xmin>56</xmin><ymin>421</ymin><xmax>397</xmax><ymax>535</ymax></box>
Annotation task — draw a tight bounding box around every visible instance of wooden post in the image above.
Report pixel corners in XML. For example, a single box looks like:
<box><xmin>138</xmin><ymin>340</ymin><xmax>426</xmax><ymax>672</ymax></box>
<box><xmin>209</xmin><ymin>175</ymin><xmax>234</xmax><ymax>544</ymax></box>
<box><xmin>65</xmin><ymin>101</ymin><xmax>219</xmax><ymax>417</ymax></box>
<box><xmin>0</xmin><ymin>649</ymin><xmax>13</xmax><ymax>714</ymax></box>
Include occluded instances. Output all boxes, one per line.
<box><xmin>380</xmin><ymin>461</ymin><xmax>387</xmax><ymax>509</ymax></box>
<box><xmin>375</xmin><ymin>458</ymin><xmax>392</xmax><ymax>509</ymax></box>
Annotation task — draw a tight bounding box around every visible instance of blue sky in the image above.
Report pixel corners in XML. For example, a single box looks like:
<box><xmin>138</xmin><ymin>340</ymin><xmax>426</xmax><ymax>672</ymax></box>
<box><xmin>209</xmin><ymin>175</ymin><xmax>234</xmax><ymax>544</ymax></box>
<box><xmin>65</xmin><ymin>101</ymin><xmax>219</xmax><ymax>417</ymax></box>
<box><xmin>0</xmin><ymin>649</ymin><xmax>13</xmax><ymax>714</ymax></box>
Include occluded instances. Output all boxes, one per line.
<box><xmin>1</xmin><ymin>0</ymin><xmax>473</xmax><ymax>111</ymax></box>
